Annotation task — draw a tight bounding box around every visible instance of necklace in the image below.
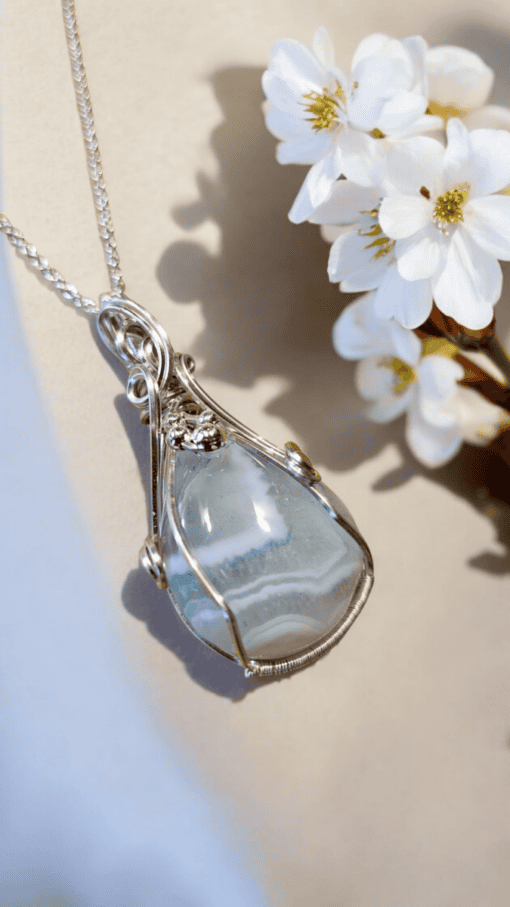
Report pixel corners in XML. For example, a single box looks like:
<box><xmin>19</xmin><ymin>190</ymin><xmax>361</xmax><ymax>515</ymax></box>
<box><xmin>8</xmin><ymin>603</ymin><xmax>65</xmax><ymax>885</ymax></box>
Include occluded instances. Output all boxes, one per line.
<box><xmin>2</xmin><ymin>0</ymin><xmax>374</xmax><ymax>677</ymax></box>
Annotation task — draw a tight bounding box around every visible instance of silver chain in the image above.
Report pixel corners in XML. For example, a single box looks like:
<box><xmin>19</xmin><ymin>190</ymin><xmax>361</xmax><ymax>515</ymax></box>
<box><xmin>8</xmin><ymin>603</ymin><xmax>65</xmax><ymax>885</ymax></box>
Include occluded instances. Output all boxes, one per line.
<box><xmin>0</xmin><ymin>213</ymin><xmax>98</xmax><ymax>314</ymax></box>
<box><xmin>62</xmin><ymin>0</ymin><xmax>125</xmax><ymax>296</ymax></box>
<box><xmin>0</xmin><ymin>0</ymin><xmax>125</xmax><ymax>315</ymax></box>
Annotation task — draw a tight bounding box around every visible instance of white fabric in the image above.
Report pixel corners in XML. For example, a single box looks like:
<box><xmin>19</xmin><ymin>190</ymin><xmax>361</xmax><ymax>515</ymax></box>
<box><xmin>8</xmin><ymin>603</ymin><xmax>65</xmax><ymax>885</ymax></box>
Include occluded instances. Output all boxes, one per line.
<box><xmin>0</xmin><ymin>245</ymin><xmax>266</xmax><ymax>905</ymax></box>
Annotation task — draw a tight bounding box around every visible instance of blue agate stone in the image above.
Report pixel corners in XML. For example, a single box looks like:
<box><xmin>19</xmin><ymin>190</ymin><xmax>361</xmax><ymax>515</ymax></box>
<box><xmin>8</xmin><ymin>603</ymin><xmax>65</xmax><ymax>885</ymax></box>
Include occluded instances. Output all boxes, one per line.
<box><xmin>161</xmin><ymin>439</ymin><xmax>365</xmax><ymax>663</ymax></box>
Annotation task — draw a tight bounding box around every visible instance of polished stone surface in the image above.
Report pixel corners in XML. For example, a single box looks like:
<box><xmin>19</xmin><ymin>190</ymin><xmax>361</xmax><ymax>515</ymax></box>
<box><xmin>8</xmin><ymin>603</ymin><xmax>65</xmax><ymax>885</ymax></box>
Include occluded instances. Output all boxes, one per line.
<box><xmin>162</xmin><ymin>439</ymin><xmax>365</xmax><ymax>661</ymax></box>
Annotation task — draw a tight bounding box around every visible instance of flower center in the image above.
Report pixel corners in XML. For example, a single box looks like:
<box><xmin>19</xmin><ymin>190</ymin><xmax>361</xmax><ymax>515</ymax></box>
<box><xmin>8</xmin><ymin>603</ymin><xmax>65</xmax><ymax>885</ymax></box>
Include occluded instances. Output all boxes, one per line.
<box><xmin>433</xmin><ymin>184</ymin><xmax>470</xmax><ymax>224</ymax></box>
<box><xmin>421</xmin><ymin>337</ymin><xmax>458</xmax><ymax>358</ymax></box>
<box><xmin>358</xmin><ymin>209</ymin><xmax>395</xmax><ymax>260</ymax></box>
<box><xmin>382</xmin><ymin>358</ymin><xmax>416</xmax><ymax>395</ymax></box>
<box><xmin>302</xmin><ymin>85</ymin><xmax>344</xmax><ymax>130</ymax></box>
<box><xmin>426</xmin><ymin>100</ymin><xmax>471</xmax><ymax>123</ymax></box>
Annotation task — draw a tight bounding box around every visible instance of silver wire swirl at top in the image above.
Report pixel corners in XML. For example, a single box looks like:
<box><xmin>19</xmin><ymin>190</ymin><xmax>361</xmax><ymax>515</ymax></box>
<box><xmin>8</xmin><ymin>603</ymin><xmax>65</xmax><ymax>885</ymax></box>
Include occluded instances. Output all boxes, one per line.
<box><xmin>97</xmin><ymin>295</ymin><xmax>174</xmax><ymax>408</ymax></box>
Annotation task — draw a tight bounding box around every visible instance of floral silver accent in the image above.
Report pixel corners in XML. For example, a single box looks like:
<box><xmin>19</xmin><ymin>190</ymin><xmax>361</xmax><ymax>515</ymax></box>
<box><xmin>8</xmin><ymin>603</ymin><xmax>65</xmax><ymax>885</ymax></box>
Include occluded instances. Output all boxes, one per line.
<box><xmin>163</xmin><ymin>407</ymin><xmax>227</xmax><ymax>453</ymax></box>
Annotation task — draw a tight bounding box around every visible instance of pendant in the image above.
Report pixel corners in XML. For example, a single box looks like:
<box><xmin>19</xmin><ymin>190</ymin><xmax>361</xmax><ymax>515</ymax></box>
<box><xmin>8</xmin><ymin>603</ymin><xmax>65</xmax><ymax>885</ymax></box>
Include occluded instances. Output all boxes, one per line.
<box><xmin>97</xmin><ymin>294</ymin><xmax>374</xmax><ymax>676</ymax></box>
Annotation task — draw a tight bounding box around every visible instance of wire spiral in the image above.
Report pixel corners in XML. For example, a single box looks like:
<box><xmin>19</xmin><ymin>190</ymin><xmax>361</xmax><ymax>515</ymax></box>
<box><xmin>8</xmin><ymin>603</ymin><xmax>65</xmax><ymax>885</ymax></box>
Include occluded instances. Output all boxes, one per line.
<box><xmin>97</xmin><ymin>295</ymin><xmax>174</xmax><ymax>407</ymax></box>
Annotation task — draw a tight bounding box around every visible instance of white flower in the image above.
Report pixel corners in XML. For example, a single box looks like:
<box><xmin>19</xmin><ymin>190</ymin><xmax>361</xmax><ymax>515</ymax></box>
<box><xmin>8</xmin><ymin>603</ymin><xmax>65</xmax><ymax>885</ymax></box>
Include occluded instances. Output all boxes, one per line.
<box><xmin>377</xmin><ymin>118</ymin><xmax>510</xmax><ymax>330</ymax></box>
<box><xmin>425</xmin><ymin>44</ymin><xmax>510</xmax><ymax>131</ymax></box>
<box><xmin>310</xmin><ymin>179</ymin><xmax>433</xmax><ymax>326</ymax></box>
<box><xmin>262</xmin><ymin>28</ymin><xmax>439</xmax><ymax>222</ymax></box>
<box><xmin>333</xmin><ymin>294</ymin><xmax>509</xmax><ymax>466</ymax></box>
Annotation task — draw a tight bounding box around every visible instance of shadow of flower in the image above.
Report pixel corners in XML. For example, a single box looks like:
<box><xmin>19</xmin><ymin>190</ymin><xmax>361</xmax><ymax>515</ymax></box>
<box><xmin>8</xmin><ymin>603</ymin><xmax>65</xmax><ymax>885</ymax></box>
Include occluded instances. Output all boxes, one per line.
<box><xmin>158</xmin><ymin>66</ymin><xmax>392</xmax><ymax>473</ymax></box>
<box><xmin>156</xmin><ymin>57</ymin><xmax>510</xmax><ymax>576</ymax></box>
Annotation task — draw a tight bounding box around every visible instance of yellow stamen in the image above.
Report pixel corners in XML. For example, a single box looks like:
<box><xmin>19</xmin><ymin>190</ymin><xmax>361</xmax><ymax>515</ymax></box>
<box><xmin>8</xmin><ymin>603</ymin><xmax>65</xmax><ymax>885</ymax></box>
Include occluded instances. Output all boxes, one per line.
<box><xmin>358</xmin><ymin>210</ymin><xmax>395</xmax><ymax>260</ymax></box>
<box><xmin>358</xmin><ymin>223</ymin><xmax>383</xmax><ymax>237</ymax></box>
<box><xmin>365</xmin><ymin>236</ymin><xmax>389</xmax><ymax>247</ymax></box>
<box><xmin>382</xmin><ymin>358</ymin><xmax>416</xmax><ymax>395</ymax></box>
<box><xmin>365</xmin><ymin>235</ymin><xmax>395</xmax><ymax>259</ymax></box>
<box><xmin>433</xmin><ymin>184</ymin><xmax>470</xmax><ymax>224</ymax></box>
<box><xmin>370</xmin><ymin>128</ymin><xmax>386</xmax><ymax>139</ymax></box>
<box><xmin>302</xmin><ymin>84</ymin><xmax>344</xmax><ymax>131</ymax></box>
<box><xmin>421</xmin><ymin>337</ymin><xmax>459</xmax><ymax>358</ymax></box>
<box><xmin>427</xmin><ymin>100</ymin><xmax>471</xmax><ymax>123</ymax></box>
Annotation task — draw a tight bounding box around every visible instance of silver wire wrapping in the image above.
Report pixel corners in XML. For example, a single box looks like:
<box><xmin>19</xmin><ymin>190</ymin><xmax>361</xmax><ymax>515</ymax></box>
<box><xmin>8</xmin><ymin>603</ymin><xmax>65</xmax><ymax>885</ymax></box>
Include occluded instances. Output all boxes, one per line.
<box><xmin>97</xmin><ymin>293</ymin><xmax>375</xmax><ymax>676</ymax></box>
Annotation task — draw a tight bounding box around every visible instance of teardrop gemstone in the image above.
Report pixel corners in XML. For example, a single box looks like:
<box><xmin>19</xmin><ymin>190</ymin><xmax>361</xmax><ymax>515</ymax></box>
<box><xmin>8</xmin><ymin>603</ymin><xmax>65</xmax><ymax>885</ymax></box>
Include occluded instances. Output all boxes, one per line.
<box><xmin>161</xmin><ymin>439</ymin><xmax>366</xmax><ymax>663</ymax></box>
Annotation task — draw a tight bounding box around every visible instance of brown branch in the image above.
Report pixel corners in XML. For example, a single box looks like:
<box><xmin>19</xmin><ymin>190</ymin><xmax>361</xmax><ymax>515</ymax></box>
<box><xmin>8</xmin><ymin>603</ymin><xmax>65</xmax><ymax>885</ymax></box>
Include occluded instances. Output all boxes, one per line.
<box><xmin>417</xmin><ymin>307</ymin><xmax>510</xmax><ymax>414</ymax></box>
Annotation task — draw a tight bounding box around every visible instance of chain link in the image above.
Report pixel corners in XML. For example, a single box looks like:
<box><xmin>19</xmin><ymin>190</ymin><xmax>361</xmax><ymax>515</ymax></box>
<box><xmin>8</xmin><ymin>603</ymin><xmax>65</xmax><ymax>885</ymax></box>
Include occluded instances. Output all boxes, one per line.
<box><xmin>62</xmin><ymin>0</ymin><xmax>125</xmax><ymax>296</ymax></box>
<box><xmin>1</xmin><ymin>0</ymin><xmax>126</xmax><ymax>314</ymax></box>
<box><xmin>0</xmin><ymin>213</ymin><xmax>98</xmax><ymax>314</ymax></box>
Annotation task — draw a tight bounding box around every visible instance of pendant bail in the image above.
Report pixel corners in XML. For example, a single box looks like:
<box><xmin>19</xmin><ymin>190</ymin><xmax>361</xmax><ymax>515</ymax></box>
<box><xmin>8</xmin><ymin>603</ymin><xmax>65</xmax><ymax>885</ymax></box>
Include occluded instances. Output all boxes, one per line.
<box><xmin>97</xmin><ymin>294</ymin><xmax>174</xmax><ymax>583</ymax></box>
<box><xmin>97</xmin><ymin>293</ymin><xmax>174</xmax><ymax>391</ymax></box>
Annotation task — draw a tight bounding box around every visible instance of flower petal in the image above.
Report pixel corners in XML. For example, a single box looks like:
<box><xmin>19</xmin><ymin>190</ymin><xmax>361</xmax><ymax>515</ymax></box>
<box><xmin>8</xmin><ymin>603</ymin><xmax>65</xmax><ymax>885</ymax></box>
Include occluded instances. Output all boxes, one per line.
<box><xmin>355</xmin><ymin>359</ymin><xmax>414</xmax><ymax>422</ymax></box>
<box><xmin>288</xmin><ymin>150</ymin><xmax>341</xmax><ymax>223</ymax></box>
<box><xmin>426</xmin><ymin>45</ymin><xmax>493</xmax><ymax>110</ymax></box>
<box><xmin>312</xmin><ymin>27</ymin><xmax>335</xmax><ymax>70</ymax></box>
<box><xmin>382</xmin><ymin>136</ymin><xmax>445</xmax><ymax>195</ymax></box>
<box><xmin>327</xmin><ymin>229</ymin><xmax>372</xmax><ymax>282</ymax></box>
<box><xmin>369</xmin><ymin>393</ymin><xmax>414</xmax><ymax>423</ymax></box>
<box><xmin>264</xmin><ymin>105</ymin><xmax>316</xmax><ymax>142</ymax></box>
<box><xmin>348</xmin><ymin>57</ymin><xmax>410</xmax><ymax>130</ymax></box>
<box><xmin>432</xmin><ymin>227</ymin><xmax>501</xmax><ymax>328</ymax></box>
<box><xmin>451</xmin><ymin>386</ymin><xmax>510</xmax><ymax>445</ymax></box>
<box><xmin>463</xmin><ymin>104</ymin><xmax>510</xmax><ymax>131</ymax></box>
<box><xmin>379</xmin><ymin>195</ymin><xmax>432</xmax><ymax>238</ymax></box>
<box><xmin>355</xmin><ymin>357</ymin><xmax>397</xmax><ymax>399</ymax></box>
<box><xmin>405</xmin><ymin>408</ymin><xmax>462</xmax><ymax>466</ymax></box>
<box><xmin>377</xmin><ymin>91</ymin><xmax>427</xmax><ymax>133</ymax></box>
<box><xmin>276</xmin><ymin>129</ymin><xmax>333</xmax><ymax>165</ymax></box>
<box><xmin>340</xmin><ymin>128</ymin><xmax>387</xmax><ymax>186</ymax></box>
<box><xmin>468</xmin><ymin>128</ymin><xmax>510</xmax><ymax>195</ymax></box>
<box><xmin>352</xmin><ymin>33</ymin><xmax>411</xmax><ymax>70</ymax></box>
<box><xmin>416</xmin><ymin>355</ymin><xmax>464</xmax><ymax>404</ymax></box>
<box><xmin>340</xmin><ymin>255</ymin><xmax>390</xmax><ymax>291</ymax></box>
<box><xmin>332</xmin><ymin>293</ymin><xmax>422</xmax><ymax>364</ymax></box>
<box><xmin>464</xmin><ymin>195</ymin><xmax>510</xmax><ymax>259</ymax></box>
<box><xmin>389</xmin><ymin>320</ymin><xmax>424</xmax><ymax>366</ymax></box>
<box><xmin>309</xmin><ymin>181</ymin><xmax>381</xmax><ymax>225</ymax></box>
<box><xmin>402</xmin><ymin>35</ymin><xmax>428</xmax><ymax>89</ymax></box>
<box><xmin>395</xmin><ymin>226</ymin><xmax>443</xmax><ymax>280</ymax></box>
<box><xmin>373</xmin><ymin>262</ymin><xmax>433</xmax><ymax>328</ymax></box>
<box><xmin>262</xmin><ymin>71</ymin><xmax>311</xmax><ymax>116</ymax></box>
<box><xmin>394</xmin><ymin>112</ymin><xmax>444</xmax><ymax>138</ymax></box>
<box><xmin>444</xmin><ymin>119</ymin><xmax>510</xmax><ymax>197</ymax></box>
<box><xmin>328</xmin><ymin>227</ymin><xmax>392</xmax><ymax>291</ymax></box>
<box><xmin>351</xmin><ymin>33</ymin><xmax>393</xmax><ymax>68</ymax></box>
<box><xmin>266</xmin><ymin>39</ymin><xmax>327</xmax><ymax>96</ymax></box>
<box><xmin>441</xmin><ymin>117</ymin><xmax>471</xmax><ymax>189</ymax></box>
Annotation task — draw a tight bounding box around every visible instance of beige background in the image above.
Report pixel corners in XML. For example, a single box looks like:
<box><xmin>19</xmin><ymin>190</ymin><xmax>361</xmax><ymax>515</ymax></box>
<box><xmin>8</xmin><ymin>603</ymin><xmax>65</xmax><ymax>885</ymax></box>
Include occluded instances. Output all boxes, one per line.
<box><xmin>3</xmin><ymin>1</ymin><xmax>510</xmax><ymax>904</ymax></box>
